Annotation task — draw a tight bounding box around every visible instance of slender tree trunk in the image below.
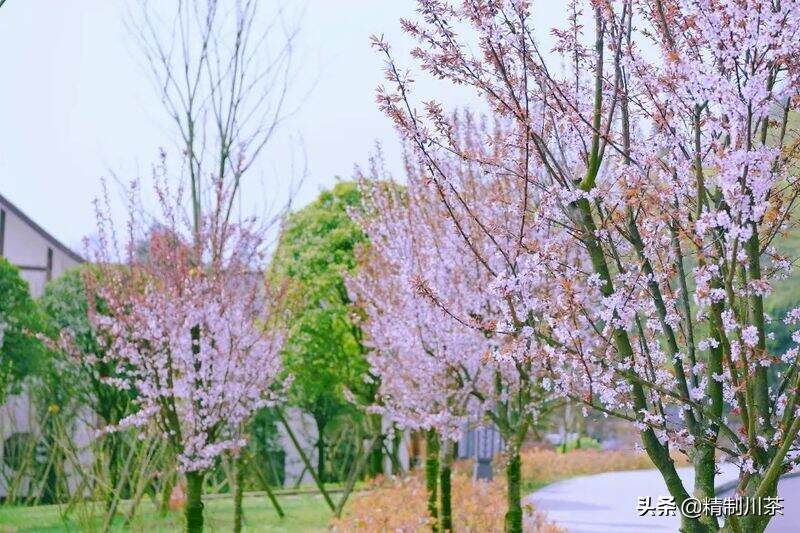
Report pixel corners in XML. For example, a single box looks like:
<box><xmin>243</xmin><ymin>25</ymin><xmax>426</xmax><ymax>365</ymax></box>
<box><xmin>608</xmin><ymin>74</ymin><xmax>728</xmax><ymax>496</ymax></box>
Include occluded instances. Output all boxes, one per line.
<box><xmin>103</xmin><ymin>433</ymin><xmax>128</xmax><ymax>530</ymax></box>
<box><xmin>369</xmin><ymin>413</ymin><xmax>384</xmax><ymax>476</ymax></box>
<box><xmin>312</xmin><ymin>411</ymin><xmax>328</xmax><ymax>484</ymax></box>
<box><xmin>720</xmin><ymin>475</ymin><xmax>775</xmax><ymax>533</ymax></box>
<box><xmin>505</xmin><ymin>448</ymin><xmax>523</xmax><ymax>533</ymax></box>
<box><xmin>335</xmin><ymin>432</ymin><xmax>380</xmax><ymax>517</ymax></box>
<box><xmin>233</xmin><ymin>454</ymin><xmax>244</xmax><ymax>533</ymax></box>
<box><xmin>439</xmin><ymin>439</ymin><xmax>453</xmax><ymax>532</ymax></box>
<box><xmin>391</xmin><ymin>428</ymin><xmax>403</xmax><ymax>475</ymax></box>
<box><xmin>249</xmin><ymin>449</ymin><xmax>285</xmax><ymax>518</ymax></box>
<box><xmin>693</xmin><ymin>444</ymin><xmax>718</xmax><ymax>531</ymax></box>
<box><xmin>425</xmin><ymin>429</ymin><xmax>439</xmax><ymax>529</ymax></box>
<box><xmin>107</xmin><ymin>435</ymin><xmax>120</xmax><ymax>511</ymax></box>
<box><xmin>369</xmin><ymin>444</ymin><xmax>384</xmax><ymax>475</ymax></box>
<box><xmin>576</xmin><ymin>406</ymin><xmax>586</xmax><ymax>449</ymax></box>
<box><xmin>317</xmin><ymin>436</ymin><xmax>326</xmax><ymax>484</ymax></box>
<box><xmin>185</xmin><ymin>471</ymin><xmax>204</xmax><ymax>533</ymax></box>
<box><xmin>576</xmin><ymin>197</ymin><xmax>708</xmax><ymax>532</ymax></box>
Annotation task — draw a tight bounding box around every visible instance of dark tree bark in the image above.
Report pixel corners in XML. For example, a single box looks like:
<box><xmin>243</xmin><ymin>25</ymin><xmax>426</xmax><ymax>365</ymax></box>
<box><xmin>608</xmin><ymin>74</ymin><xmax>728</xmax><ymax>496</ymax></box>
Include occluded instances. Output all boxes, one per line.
<box><xmin>311</xmin><ymin>409</ymin><xmax>330</xmax><ymax>484</ymax></box>
<box><xmin>368</xmin><ymin>413</ymin><xmax>384</xmax><ymax>477</ymax></box>
<box><xmin>316</xmin><ymin>436</ymin><xmax>326</xmax><ymax>484</ymax></box>
<box><xmin>185</xmin><ymin>471</ymin><xmax>204</xmax><ymax>533</ymax></box>
<box><xmin>505</xmin><ymin>449</ymin><xmax>522</xmax><ymax>533</ymax></box>
<box><xmin>425</xmin><ymin>429</ymin><xmax>439</xmax><ymax>529</ymax></box>
<box><xmin>233</xmin><ymin>454</ymin><xmax>244</xmax><ymax>533</ymax></box>
<box><xmin>438</xmin><ymin>439</ymin><xmax>452</xmax><ymax>532</ymax></box>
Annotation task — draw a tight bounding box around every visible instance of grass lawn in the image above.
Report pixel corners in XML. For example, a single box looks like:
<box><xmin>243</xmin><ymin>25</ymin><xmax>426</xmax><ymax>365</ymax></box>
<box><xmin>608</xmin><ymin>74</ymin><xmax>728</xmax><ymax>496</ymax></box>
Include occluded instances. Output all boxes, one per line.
<box><xmin>0</xmin><ymin>493</ymin><xmax>332</xmax><ymax>532</ymax></box>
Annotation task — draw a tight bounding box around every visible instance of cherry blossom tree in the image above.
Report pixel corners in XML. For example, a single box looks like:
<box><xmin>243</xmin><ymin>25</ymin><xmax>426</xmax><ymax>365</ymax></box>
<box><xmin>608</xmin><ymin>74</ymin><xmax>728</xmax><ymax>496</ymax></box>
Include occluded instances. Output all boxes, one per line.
<box><xmin>124</xmin><ymin>2</ymin><xmax>300</xmax><ymax>529</ymax></box>
<box><xmin>350</xmin><ymin>175</ymin><xmax>485</xmax><ymax>531</ymax></box>
<box><xmin>348</xmin><ymin>172</ymin><xmax>487</xmax><ymax>531</ymax></box>
<box><xmin>85</xmin><ymin>171</ymin><xmax>284</xmax><ymax>532</ymax></box>
<box><xmin>349</xmin><ymin>139</ymin><xmax>562</xmax><ymax>531</ymax></box>
<box><xmin>375</xmin><ymin>1</ymin><xmax>800</xmax><ymax>531</ymax></box>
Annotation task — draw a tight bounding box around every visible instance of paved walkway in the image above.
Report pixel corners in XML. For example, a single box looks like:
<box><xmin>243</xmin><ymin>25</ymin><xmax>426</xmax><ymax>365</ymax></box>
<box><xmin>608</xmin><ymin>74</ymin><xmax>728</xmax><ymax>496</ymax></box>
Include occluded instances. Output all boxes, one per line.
<box><xmin>527</xmin><ymin>464</ymin><xmax>800</xmax><ymax>532</ymax></box>
<box><xmin>525</xmin><ymin>464</ymin><xmax>741</xmax><ymax>532</ymax></box>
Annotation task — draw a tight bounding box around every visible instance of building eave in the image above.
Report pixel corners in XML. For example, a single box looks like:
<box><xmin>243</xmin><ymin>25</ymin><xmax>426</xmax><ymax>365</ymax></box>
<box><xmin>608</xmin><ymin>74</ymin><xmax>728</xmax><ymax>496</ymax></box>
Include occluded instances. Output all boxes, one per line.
<box><xmin>0</xmin><ymin>192</ymin><xmax>85</xmax><ymax>264</ymax></box>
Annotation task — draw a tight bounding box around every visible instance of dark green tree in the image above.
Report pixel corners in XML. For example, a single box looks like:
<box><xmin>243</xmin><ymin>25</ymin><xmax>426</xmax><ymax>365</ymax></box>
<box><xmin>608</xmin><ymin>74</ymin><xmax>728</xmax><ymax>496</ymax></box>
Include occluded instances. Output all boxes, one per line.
<box><xmin>39</xmin><ymin>267</ymin><xmax>134</xmax><ymax>508</ymax></box>
<box><xmin>0</xmin><ymin>257</ymin><xmax>47</xmax><ymax>402</ymax></box>
<box><xmin>269</xmin><ymin>181</ymin><xmax>374</xmax><ymax>482</ymax></box>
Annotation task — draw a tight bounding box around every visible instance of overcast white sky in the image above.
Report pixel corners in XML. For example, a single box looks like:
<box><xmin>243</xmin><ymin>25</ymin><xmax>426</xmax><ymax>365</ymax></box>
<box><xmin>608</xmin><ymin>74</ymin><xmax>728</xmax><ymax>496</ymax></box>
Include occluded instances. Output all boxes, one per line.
<box><xmin>0</xmin><ymin>1</ymin><xmax>561</xmax><ymax>253</ymax></box>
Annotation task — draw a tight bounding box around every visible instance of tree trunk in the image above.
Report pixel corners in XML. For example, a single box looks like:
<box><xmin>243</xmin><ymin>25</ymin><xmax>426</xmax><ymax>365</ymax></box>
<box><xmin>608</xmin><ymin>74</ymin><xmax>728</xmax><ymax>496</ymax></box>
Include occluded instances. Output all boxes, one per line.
<box><xmin>317</xmin><ymin>436</ymin><xmax>326</xmax><ymax>484</ymax></box>
<box><xmin>312</xmin><ymin>411</ymin><xmax>328</xmax><ymax>484</ymax></box>
<box><xmin>576</xmin><ymin>406</ymin><xmax>586</xmax><ymax>449</ymax></box>
<box><xmin>392</xmin><ymin>428</ymin><xmax>403</xmax><ymax>476</ymax></box>
<box><xmin>185</xmin><ymin>471</ymin><xmax>204</xmax><ymax>533</ymax></box>
<box><xmin>233</xmin><ymin>455</ymin><xmax>244</xmax><ymax>533</ymax></box>
<box><xmin>439</xmin><ymin>439</ymin><xmax>453</xmax><ymax>532</ymax></box>
<box><xmin>425</xmin><ymin>429</ymin><xmax>439</xmax><ymax>529</ymax></box>
<box><xmin>369</xmin><ymin>444</ymin><xmax>384</xmax><ymax>476</ymax></box>
<box><xmin>249</xmin><ymin>449</ymin><xmax>285</xmax><ymax>519</ymax></box>
<box><xmin>692</xmin><ymin>443</ymin><xmax>718</xmax><ymax>531</ymax></box>
<box><xmin>369</xmin><ymin>413</ymin><xmax>384</xmax><ymax>476</ymax></box>
<box><xmin>505</xmin><ymin>448</ymin><xmax>522</xmax><ymax>533</ymax></box>
<box><xmin>721</xmin><ymin>475</ymin><xmax>776</xmax><ymax>533</ymax></box>
<box><xmin>108</xmin><ymin>435</ymin><xmax>120</xmax><ymax>510</ymax></box>
<box><xmin>335</xmin><ymin>432</ymin><xmax>380</xmax><ymax>517</ymax></box>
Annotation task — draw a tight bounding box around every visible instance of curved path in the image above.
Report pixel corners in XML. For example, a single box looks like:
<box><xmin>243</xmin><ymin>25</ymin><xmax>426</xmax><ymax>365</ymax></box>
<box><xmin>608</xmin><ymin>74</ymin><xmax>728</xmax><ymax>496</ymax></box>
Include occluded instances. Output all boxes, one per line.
<box><xmin>523</xmin><ymin>463</ymin><xmax>800</xmax><ymax>532</ymax></box>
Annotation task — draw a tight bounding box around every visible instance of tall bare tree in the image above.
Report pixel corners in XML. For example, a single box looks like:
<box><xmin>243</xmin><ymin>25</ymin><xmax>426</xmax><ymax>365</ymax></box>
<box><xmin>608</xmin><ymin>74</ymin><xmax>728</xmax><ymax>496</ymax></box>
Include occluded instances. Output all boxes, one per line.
<box><xmin>128</xmin><ymin>0</ymin><xmax>301</xmax><ymax>242</ymax></box>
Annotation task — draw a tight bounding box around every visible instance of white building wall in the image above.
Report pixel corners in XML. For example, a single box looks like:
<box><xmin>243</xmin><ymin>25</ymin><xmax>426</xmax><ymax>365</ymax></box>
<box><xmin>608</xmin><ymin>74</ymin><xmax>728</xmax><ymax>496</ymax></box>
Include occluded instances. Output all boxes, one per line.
<box><xmin>1</xmin><ymin>194</ymin><xmax>83</xmax><ymax>297</ymax></box>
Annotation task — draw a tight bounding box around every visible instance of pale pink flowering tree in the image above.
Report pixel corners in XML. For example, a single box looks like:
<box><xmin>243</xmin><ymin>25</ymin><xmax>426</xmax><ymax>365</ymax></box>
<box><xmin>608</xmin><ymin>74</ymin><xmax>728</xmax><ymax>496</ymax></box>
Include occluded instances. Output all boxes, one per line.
<box><xmin>349</xmin><ymin>175</ymin><xmax>489</xmax><ymax>441</ymax></box>
<box><xmin>348</xmin><ymin>138</ymin><xmax>567</xmax><ymax>530</ymax></box>
<box><xmin>347</xmin><ymin>197</ymin><xmax>484</xmax><ymax>530</ymax></box>
<box><xmin>375</xmin><ymin>0</ymin><xmax>800</xmax><ymax>531</ymax></box>
<box><xmin>86</xmin><ymin>174</ymin><xmax>284</xmax><ymax>532</ymax></box>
